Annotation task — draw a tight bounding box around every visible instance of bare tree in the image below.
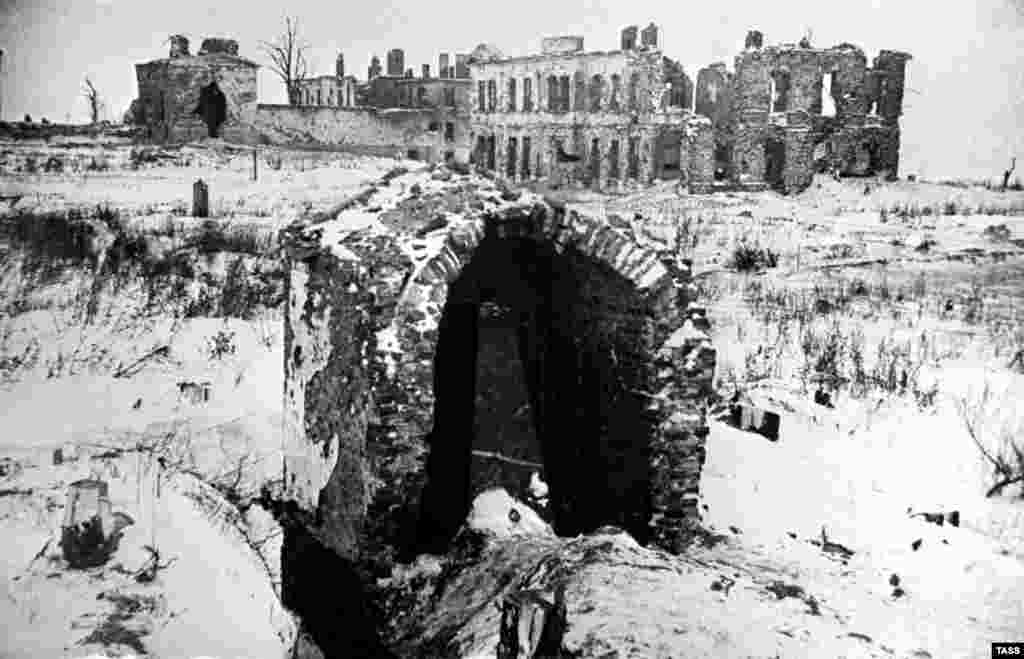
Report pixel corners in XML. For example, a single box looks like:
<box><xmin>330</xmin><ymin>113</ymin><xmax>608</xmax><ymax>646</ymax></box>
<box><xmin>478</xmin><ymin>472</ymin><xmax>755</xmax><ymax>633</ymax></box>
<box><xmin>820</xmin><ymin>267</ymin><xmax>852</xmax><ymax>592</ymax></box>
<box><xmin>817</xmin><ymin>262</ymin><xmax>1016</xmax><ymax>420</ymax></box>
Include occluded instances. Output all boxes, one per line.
<box><xmin>82</xmin><ymin>77</ymin><xmax>103</xmax><ymax>124</ymax></box>
<box><xmin>259</xmin><ymin>16</ymin><xmax>309</xmax><ymax>105</ymax></box>
<box><xmin>1001</xmin><ymin>156</ymin><xmax>1016</xmax><ymax>191</ymax></box>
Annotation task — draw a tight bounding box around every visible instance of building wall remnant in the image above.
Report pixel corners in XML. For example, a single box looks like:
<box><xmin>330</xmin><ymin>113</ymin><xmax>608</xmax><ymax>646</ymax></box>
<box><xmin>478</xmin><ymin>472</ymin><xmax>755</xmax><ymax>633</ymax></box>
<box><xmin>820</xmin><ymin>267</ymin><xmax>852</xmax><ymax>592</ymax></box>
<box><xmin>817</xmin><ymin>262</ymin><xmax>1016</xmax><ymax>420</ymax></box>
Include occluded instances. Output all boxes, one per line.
<box><xmin>726</xmin><ymin>34</ymin><xmax>911</xmax><ymax>191</ymax></box>
<box><xmin>133</xmin><ymin>40</ymin><xmax>259</xmax><ymax>142</ymax></box>
<box><xmin>467</xmin><ymin>28</ymin><xmax>709</xmax><ymax>193</ymax></box>
<box><xmin>280</xmin><ymin>169</ymin><xmax>715</xmax><ymax>562</ymax></box>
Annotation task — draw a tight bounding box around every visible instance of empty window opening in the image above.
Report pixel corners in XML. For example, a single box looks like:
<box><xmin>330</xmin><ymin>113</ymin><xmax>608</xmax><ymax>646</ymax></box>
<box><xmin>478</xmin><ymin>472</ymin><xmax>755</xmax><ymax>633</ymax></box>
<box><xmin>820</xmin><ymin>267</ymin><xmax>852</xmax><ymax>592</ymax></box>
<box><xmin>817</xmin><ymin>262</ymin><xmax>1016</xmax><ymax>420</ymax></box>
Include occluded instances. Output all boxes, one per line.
<box><xmin>589</xmin><ymin>138</ymin><xmax>601</xmax><ymax>184</ymax></box>
<box><xmin>547</xmin><ymin>76</ymin><xmax>559</xmax><ymax>112</ymax></box>
<box><xmin>194</xmin><ymin>81</ymin><xmax>227</xmax><ymax>138</ymax></box>
<box><xmin>627</xmin><ymin>137</ymin><xmax>640</xmax><ymax>179</ymax></box>
<box><xmin>821</xmin><ymin>72</ymin><xmax>836</xmax><ymax>117</ymax></box>
<box><xmin>507</xmin><ymin>137</ymin><xmax>518</xmax><ymax>178</ymax></box>
<box><xmin>413</xmin><ymin>229</ymin><xmax>658</xmax><ymax>552</ymax></box>
<box><xmin>508</xmin><ymin>78</ymin><xmax>517</xmax><ymax>112</ymax></box>
<box><xmin>764</xmin><ymin>138</ymin><xmax>786</xmax><ymax>190</ymax></box>
<box><xmin>608</xmin><ymin>139</ymin><xmax>620</xmax><ymax>179</ymax></box>
<box><xmin>573</xmin><ymin>72</ymin><xmax>587</xmax><ymax>112</ymax></box>
<box><xmin>628</xmin><ymin>72</ymin><xmax>641</xmax><ymax>110</ymax></box>
<box><xmin>487</xmin><ymin>80</ymin><xmax>497</xmax><ymax>112</ymax></box>
<box><xmin>521</xmin><ymin>136</ymin><xmax>532</xmax><ymax>178</ymax></box>
<box><xmin>656</xmin><ymin>131</ymin><xmax>682</xmax><ymax>179</ymax></box>
<box><xmin>770</xmin><ymin>70</ymin><xmax>790</xmax><ymax>112</ymax></box>
<box><xmin>713</xmin><ymin>142</ymin><xmax>731</xmax><ymax>181</ymax></box>
<box><xmin>407</xmin><ymin>149</ymin><xmax>421</xmax><ymax>160</ymax></box>
<box><xmin>478</xmin><ymin>81</ymin><xmax>486</xmax><ymax>111</ymax></box>
<box><xmin>523</xmin><ymin>78</ymin><xmax>533</xmax><ymax>111</ymax></box>
<box><xmin>317</xmin><ymin>89</ymin><xmax>322</xmax><ymax>105</ymax></box>
<box><xmin>444</xmin><ymin>122</ymin><xmax>455</xmax><ymax>142</ymax></box>
<box><xmin>487</xmin><ymin>135</ymin><xmax>497</xmax><ymax>170</ymax></box>
<box><xmin>428</xmin><ymin>121</ymin><xmax>441</xmax><ymax>132</ymax></box>
<box><xmin>589</xmin><ymin>75</ymin><xmax>604</xmax><ymax>112</ymax></box>
<box><xmin>559</xmin><ymin>76</ymin><xmax>571</xmax><ymax>112</ymax></box>
<box><xmin>418</xmin><ymin>87</ymin><xmax>427</xmax><ymax>106</ymax></box>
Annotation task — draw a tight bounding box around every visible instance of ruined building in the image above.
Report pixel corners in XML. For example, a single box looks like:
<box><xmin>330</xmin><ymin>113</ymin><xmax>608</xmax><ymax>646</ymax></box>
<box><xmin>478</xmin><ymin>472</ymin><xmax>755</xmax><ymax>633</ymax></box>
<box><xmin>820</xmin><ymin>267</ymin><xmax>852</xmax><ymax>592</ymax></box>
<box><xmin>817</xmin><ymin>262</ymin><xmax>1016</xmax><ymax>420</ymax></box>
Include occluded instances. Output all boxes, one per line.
<box><xmin>295</xmin><ymin>53</ymin><xmax>359</xmax><ymax>108</ymax></box>
<box><xmin>132</xmin><ymin>28</ymin><xmax>910</xmax><ymax>193</ymax></box>
<box><xmin>467</xmin><ymin>26</ymin><xmax>713</xmax><ymax>193</ymax></box>
<box><xmin>469</xmin><ymin>26</ymin><xmax>911</xmax><ymax>193</ymax></box>
<box><xmin>134</xmin><ymin>35</ymin><xmax>259</xmax><ymax>142</ymax></box>
<box><xmin>132</xmin><ymin>36</ymin><xmax>472</xmax><ymax>163</ymax></box>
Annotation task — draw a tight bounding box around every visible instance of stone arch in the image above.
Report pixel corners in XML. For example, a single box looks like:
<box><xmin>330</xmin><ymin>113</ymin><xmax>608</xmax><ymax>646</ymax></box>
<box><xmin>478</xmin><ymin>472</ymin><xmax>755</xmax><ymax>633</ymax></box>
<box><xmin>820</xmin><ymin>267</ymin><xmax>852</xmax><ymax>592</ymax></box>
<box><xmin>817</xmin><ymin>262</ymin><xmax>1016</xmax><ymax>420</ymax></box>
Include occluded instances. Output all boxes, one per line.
<box><xmin>280</xmin><ymin>190</ymin><xmax>713</xmax><ymax>566</ymax></box>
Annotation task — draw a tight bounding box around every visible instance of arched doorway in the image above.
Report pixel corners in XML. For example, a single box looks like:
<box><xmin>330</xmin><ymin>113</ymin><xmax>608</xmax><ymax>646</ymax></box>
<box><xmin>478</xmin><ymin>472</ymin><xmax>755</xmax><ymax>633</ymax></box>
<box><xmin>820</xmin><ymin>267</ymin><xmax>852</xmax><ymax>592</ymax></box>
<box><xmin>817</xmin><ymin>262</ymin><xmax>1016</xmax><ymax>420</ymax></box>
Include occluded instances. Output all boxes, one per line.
<box><xmin>194</xmin><ymin>81</ymin><xmax>227</xmax><ymax>138</ymax></box>
<box><xmin>414</xmin><ymin>223</ymin><xmax>659</xmax><ymax>553</ymax></box>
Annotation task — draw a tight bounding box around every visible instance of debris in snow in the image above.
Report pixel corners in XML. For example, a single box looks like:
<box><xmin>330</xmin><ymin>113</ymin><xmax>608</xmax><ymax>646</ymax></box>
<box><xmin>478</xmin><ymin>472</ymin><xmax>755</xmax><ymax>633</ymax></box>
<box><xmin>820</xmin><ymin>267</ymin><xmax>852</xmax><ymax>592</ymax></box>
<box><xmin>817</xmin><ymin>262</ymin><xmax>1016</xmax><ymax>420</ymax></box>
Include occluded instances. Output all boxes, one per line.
<box><xmin>466</xmin><ymin>488</ymin><xmax>553</xmax><ymax>540</ymax></box>
<box><xmin>911</xmin><ymin>539</ymin><xmax>923</xmax><ymax>551</ymax></box>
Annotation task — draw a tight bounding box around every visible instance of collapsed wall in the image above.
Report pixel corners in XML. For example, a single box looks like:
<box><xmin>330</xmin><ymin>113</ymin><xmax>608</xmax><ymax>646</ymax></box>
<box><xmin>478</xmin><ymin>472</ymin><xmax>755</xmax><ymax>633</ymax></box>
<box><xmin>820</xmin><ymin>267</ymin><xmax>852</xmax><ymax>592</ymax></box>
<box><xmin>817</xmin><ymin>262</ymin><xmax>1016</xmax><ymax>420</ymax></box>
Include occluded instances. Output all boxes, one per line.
<box><xmin>278</xmin><ymin>167</ymin><xmax>715</xmax><ymax>574</ymax></box>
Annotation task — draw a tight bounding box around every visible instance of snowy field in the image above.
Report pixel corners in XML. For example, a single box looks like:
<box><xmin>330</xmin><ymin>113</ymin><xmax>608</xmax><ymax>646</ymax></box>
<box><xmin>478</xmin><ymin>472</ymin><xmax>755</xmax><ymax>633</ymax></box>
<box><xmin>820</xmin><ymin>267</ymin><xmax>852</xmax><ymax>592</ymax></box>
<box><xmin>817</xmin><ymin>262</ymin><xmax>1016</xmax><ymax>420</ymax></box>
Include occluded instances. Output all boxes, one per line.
<box><xmin>1</xmin><ymin>139</ymin><xmax>1022</xmax><ymax>658</ymax></box>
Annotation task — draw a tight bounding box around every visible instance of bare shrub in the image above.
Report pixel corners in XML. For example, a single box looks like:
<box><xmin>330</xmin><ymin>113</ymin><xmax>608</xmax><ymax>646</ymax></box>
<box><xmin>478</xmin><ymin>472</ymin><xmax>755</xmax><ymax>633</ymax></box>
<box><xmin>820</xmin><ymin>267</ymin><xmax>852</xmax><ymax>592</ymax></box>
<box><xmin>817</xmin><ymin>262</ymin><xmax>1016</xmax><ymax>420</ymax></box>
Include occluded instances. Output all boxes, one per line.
<box><xmin>955</xmin><ymin>382</ymin><xmax>1024</xmax><ymax>498</ymax></box>
<box><xmin>730</xmin><ymin>241</ymin><xmax>778</xmax><ymax>272</ymax></box>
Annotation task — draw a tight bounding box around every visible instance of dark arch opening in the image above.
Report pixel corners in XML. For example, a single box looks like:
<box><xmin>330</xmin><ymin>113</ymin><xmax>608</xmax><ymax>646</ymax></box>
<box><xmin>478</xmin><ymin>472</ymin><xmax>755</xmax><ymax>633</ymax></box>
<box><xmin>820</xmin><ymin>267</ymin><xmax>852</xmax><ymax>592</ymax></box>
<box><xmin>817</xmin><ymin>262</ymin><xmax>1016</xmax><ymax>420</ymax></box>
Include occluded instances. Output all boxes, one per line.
<box><xmin>414</xmin><ymin>223</ymin><xmax>656</xmax><ymax>554</ymax></box>
<box><xmin>194</xmin><ymin>81</ymin><xmax>227</xmax><ymax>138</ymax></box>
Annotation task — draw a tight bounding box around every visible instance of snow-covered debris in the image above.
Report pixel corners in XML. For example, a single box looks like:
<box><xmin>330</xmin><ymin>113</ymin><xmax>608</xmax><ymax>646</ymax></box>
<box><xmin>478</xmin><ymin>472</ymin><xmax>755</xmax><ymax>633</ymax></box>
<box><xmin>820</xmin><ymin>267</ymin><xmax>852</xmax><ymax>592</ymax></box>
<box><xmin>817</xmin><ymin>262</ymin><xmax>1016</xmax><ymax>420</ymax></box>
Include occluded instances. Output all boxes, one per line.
<box><xmin>466</xmin><ymin>488</ymin><xmax>553</xmax><ymax>540</ymax></box>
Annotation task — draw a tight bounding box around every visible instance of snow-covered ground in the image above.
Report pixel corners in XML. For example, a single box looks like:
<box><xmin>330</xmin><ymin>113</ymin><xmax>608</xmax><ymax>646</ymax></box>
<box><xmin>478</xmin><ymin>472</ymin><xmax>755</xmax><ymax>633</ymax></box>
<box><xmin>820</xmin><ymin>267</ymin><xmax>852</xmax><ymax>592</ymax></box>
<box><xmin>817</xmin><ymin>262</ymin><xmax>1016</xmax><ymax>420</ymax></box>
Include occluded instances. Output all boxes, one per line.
<box><xmin>1</xmin><ymin>150</ymin><xmax>1022</xmax><ymax>657</ymax></box>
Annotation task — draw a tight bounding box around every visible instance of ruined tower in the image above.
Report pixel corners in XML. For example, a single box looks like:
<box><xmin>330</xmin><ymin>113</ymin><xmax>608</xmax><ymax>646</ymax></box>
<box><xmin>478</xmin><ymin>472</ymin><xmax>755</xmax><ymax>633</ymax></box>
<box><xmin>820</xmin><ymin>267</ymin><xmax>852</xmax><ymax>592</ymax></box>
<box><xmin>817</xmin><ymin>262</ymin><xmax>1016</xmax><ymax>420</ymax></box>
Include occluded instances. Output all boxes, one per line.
<box><xmin>640</xmin><ymin>23</ymin><xmax>659</xmax><ymax>49</ymax></box>
<box><xmin>422</xmin><ymin>64</ymin><xmax>430</xmax><ymax>79</ymax></box>
<box><xmin>439</xmin><ymin>53</ymin><xmax>450</xmax><ymax>78</ymax></box>
<box><xmin>336</xmin><ymin>52</ymin><xmax>345</xmax><ymax>78</ymax></box>
<box><xmin>368</xmin><ymin>55</ymin><xmax>382</xmax><ymax>80</ymax></box>
<box><xmin>387</xmin><ymin>48</ymin><xmax>405</xmax><ymax>77</ymax></box>
<box><xmin>621</xmin><ymin>25</ymin><xmax>638</xmax><ymax>50</ymax></box>
<box><xmin>744</xmin><ymin>30</ymin><xmax>763</xmax><ymax>49</ymax></box>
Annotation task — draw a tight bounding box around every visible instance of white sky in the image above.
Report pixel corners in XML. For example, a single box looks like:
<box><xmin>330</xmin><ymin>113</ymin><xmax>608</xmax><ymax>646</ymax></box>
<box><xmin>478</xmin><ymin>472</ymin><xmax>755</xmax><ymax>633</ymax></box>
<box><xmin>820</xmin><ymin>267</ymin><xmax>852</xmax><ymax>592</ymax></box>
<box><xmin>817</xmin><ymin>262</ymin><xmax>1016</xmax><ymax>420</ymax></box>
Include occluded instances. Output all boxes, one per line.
<box><xmin>0</xmin><ymin>0</ymin><xmax>1021</xmax><ymax>180</ymax></box>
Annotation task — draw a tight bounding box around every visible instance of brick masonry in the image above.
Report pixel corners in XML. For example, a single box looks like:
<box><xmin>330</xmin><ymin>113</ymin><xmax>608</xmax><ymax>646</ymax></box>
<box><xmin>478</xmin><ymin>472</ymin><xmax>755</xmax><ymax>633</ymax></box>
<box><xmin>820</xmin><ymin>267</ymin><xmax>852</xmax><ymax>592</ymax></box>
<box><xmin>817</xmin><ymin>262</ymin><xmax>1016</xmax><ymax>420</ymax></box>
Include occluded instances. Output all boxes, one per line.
<box><xmin>279</xmin><ymin>168</ymin><xmax>715</xmax><ymax>561</ymax></box>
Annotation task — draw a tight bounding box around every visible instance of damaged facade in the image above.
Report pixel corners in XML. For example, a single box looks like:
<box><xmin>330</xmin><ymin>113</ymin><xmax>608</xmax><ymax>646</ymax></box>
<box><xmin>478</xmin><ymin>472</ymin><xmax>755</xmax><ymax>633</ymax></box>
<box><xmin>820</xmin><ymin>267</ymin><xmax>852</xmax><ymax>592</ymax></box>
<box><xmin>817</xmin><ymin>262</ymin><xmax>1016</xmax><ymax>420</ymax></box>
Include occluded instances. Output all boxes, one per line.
<box><xmin>721</xmin><ymin>32</ymin><xmax>912</xmax><ymax>192</ymax></box>
<box><xmin>469</xmin><ymin>27</ymin><xmax>911</xmax><ymax>193</ymax></box>
<box><xmin>467</xmin><ymin>26</ymin><xmax>715</xmax><ymax>193</ymax></box>
<box><xmin>278</xmin><ymin>170</ymin><xmax>715</xmax><ymax>575</ymax></box>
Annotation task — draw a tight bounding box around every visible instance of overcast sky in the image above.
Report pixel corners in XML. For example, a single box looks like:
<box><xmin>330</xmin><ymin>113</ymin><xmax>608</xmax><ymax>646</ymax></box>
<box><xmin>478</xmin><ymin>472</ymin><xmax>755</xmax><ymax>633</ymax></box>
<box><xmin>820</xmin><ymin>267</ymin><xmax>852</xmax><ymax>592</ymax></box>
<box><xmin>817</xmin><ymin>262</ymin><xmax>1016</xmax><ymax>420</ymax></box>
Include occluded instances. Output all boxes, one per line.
<box><xmin>0</xmin><ymin>0</ymin><xmax>1020</xmax><ymax>180</ymax></box>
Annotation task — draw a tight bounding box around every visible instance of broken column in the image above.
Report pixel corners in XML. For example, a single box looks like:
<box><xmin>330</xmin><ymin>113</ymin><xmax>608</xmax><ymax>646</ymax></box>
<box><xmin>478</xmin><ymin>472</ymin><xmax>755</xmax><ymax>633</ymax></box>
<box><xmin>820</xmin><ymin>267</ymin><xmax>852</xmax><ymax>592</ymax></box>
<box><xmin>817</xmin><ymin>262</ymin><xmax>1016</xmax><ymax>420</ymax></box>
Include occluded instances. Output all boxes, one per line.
<box><xmin>439</xmin><ymin>53</ymin><xmax>450</xmax><ymax>78</ymax></box>
<box><xmin>169</xmin><ymin>34</ymin><xmax>190</xmax><ymax>58</ymax></box>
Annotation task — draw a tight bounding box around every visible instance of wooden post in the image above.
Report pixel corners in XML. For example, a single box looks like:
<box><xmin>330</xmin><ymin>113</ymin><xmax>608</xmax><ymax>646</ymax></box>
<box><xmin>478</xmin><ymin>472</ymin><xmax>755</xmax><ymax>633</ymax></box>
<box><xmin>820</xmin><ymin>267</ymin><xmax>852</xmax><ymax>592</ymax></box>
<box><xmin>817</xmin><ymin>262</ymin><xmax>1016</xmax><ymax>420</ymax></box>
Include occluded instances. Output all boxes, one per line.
<box><xmin>192</xmin><ymin>178</ymin><xmax>209</xmax><ymax>218</ymax></box>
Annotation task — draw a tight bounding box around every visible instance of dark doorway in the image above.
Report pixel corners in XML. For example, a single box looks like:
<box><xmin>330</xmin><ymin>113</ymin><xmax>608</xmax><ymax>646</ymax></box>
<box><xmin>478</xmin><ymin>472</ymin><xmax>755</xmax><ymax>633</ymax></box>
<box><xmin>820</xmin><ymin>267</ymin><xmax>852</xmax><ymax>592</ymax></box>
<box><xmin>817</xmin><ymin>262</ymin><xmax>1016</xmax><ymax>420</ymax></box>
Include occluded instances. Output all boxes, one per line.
<box><xmin>507</xmin><ymin>137</ymin><xmax>518</xmax><ymax>178</ymax></box>
<box><xmin>627</xmin><ymin>137</ymin><xmax>640</xmax><ymax>180</ymax></box>
<box><xmin>713</xmin><ymin>142</ymin><xmax>731</xmax><ymax>182</ymax></box>
<box><xmin>589</xmin><ymin>138</ymin><xmax>601</xmax><ymax>185</ymax></box>
<box><xmin>194</xmin><ymin>81</ymin><xmax>227</xmax><ymax>138</ymax></box>
<box><xmin>764</xmin><ymin>138</ymin><xmax>786</xmax><ymax>190</ymax></box>
<box><xmin>655</xmin><ymin>131</ymin><xmax>682</xmax><ymax>180</ymax></box>
<box><xmin>521</xmin><ymin>136</ymin><xmax>532</xmax><ymax>178</ymax></box>
<box><xmin>486</xmin><ymin>135</ymin><xmax>497</xmax><ymax>171</ymax></box>
<box><xmin>415</xmin><ymin>228</ymin><xmax>656</xmax><ymax>554</ymax></box>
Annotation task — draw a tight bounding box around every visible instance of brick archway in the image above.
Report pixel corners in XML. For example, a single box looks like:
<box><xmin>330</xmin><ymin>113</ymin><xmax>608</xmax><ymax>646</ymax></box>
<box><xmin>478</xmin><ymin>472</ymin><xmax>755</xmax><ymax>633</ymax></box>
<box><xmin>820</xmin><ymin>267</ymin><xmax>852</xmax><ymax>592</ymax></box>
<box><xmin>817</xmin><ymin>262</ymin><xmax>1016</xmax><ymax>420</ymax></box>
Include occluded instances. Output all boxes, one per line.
<box><xmin>280</xmin><ymin>183</ymin><xmax>713</xmax><ymax>563</ymax></box>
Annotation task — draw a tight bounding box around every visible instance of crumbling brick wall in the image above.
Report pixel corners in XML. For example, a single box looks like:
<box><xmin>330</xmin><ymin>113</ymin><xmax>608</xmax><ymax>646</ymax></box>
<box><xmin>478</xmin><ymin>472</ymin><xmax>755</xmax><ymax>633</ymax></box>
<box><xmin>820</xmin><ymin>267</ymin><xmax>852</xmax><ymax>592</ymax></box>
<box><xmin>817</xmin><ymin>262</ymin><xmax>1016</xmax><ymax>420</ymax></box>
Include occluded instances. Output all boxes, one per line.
<box><xmin>724</xmin><ymin>38</ymin><xmax>911</xmax><ymax>192</ymax></box>
<box><xmin>250</xmin><ymin>105</ymin><xmax>470</xmax><ymax>162</ymax></box>
<box><xmin>279</xmin><ymin>168</ymin><xmax>714</xmax><ymax>562</ymax></box>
